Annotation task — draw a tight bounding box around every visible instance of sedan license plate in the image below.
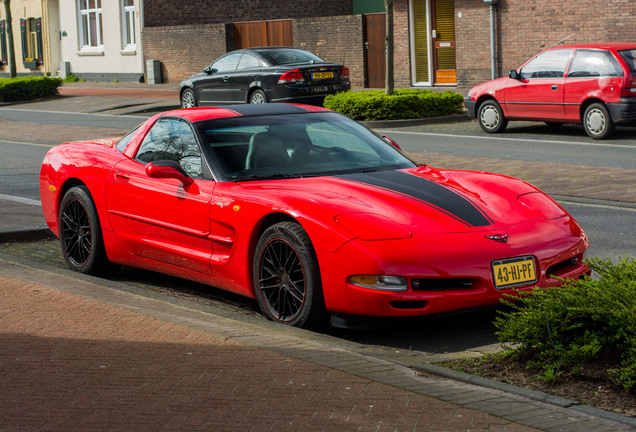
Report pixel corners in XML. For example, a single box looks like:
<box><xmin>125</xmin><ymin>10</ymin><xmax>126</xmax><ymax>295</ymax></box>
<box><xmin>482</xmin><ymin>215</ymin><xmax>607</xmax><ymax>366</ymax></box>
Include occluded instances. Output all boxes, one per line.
<box><xmin>312</xmin><ymin>71</ymin><xmax>334</xmax><ymax>80</ymax></box>
<box><xmin>492</xmin><ymin>256</ymin><xmax>537</xmax><ymax>289</ymax></box>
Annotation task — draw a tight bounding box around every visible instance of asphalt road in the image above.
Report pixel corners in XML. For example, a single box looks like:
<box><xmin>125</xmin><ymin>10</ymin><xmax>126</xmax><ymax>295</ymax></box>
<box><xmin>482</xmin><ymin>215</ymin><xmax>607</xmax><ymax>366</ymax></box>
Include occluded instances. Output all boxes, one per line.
<box><xmin>379</xmin><ymin>121</ymin><xmax>636</xmax><ymax>169</ymax></box>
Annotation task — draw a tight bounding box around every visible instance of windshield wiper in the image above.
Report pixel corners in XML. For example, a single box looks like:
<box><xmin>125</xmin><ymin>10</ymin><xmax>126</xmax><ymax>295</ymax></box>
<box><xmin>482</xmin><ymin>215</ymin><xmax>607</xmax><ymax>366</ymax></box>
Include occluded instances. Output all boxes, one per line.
<box><xmin>234</xmin><ymin>173</ymin><xmax>296</xmax><ymax>182</ymax></box>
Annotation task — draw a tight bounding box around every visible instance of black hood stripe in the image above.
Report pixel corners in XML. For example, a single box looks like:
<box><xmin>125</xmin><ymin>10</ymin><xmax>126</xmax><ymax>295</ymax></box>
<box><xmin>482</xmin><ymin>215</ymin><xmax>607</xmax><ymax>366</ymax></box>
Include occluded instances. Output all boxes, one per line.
<box><xmin>337</xmin><ymin>171</ymin><xmax>493</xmax><ymax>227</ymax></box>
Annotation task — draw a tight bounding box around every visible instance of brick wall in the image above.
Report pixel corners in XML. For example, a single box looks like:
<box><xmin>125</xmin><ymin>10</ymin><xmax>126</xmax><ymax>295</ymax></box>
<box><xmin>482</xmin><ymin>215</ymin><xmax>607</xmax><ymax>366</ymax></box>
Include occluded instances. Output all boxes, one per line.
<box><xmin>143</xmin><ymin>24</ymin><xmax>229</xmax><ymax>83</ymax></box>
<box><xmin>294</xmin><ymin>15</ymin><xmax>365</xmax><ymax>87</ymax></box>
<box><xmin>142</xmin><ymin>17</ymin><xmax>366</xmax><ymax>86</ymax></box>
<box><xmin>455</xmin><ymin>0</ymin><xmax>636</xmax><ymax>93</ymax></box>
<box><xmin>144</xmin><ymin>0</ymin><xmax>353</xmax><ymax>27</ymax></box>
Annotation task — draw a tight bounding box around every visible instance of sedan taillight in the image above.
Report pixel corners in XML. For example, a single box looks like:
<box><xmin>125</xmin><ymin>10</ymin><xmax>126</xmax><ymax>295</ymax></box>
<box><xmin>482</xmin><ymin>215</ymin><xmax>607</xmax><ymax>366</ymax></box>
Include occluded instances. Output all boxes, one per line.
<box><xmin>278</xmin><ymin>69</ymin><xmax>305</xmax><ymax>84</ymax></box>
<box><xmin>340</xmin><ymin>66</ymin><xmax>350</xmax><ymax>81</ymax></box>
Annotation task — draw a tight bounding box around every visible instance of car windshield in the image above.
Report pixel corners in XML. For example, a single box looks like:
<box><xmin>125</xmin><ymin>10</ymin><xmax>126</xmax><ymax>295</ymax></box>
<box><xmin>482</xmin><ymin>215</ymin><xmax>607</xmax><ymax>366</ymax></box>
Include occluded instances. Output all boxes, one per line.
<box><xmin>195</xmin><ymin>112</ymin><xmax>416</xmax><ymax>181</ymax></box>
<box><xmin>619</xmin><ymin>49</ymin><xmax>636</xmax><ymax>74</ymax></box>
<box><xmin>262</xmin><ymin>49</ymin><xmax>324</xmax><ymax>65</ymax></box>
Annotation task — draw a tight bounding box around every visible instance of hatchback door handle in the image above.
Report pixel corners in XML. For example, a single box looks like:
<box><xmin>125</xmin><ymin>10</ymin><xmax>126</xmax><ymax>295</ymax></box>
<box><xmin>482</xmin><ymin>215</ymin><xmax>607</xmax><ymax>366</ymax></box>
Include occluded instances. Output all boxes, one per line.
<box><xmin>551</xmin><ymin>85</ymin><xmax>559</xmax><ymax>90</ymax></box>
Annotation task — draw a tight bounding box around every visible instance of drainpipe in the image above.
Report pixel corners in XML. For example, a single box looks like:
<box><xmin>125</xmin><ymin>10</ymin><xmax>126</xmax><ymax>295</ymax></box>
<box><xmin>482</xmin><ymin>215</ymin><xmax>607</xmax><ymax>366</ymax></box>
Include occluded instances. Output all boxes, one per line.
<box><xmin>483</xmin><ymin>0</ymin><xmax>499</xmax><ymax>80</ymax></box>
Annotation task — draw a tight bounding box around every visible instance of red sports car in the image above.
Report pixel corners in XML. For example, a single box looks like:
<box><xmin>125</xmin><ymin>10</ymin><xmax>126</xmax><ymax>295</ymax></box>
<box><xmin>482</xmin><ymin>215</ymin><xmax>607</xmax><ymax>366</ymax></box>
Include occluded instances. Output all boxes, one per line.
<box><xmin>40</xmin><ymin>104</ymin><xmax>590</xmax><ymax>329</ymax></box>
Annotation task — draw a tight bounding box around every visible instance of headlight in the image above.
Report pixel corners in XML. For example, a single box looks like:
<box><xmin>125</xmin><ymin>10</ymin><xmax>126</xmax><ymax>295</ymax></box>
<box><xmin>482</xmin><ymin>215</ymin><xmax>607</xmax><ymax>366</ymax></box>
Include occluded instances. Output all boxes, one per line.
<box><xmin>349</xmin><ymin>275</ymin><xmax>408</xmax><ymax>292</ymax></box>
<box><xmin>518</xmin><ymin>192</ymin><xmax>567</xmax><ymax>219</ymax></box>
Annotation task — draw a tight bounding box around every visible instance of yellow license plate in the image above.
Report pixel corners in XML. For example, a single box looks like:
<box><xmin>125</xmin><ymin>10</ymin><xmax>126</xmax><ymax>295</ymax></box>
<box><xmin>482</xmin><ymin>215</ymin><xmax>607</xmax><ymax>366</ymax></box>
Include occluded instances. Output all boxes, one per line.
<box><xmin>312</xmin><ymin>71</ymin><xmax>334</xmax><ymax>80</ymax></box>
<box><xmin>492</xmin><ymin>256</ymin><xmax>537</xmax><ymax>289</ymax></box>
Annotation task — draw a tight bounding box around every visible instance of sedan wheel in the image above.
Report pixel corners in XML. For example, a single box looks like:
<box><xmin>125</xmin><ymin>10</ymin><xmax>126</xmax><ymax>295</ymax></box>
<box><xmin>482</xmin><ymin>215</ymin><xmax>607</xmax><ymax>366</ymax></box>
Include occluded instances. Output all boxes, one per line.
<box><xmin>253</xmin><ymin>222</ymin><xmax>326</xmax><ymax>329</ymax></box>
<box><xmin>249</xmin><ymin>89</ymin><xmax>268</xmax><ymax>104</ymax></box>
<box><xmin>181</xmin><ymin>88</ymin><xmax>197</xmax><ymax>108</ymax></box>
<box><xmin>478</xmin><ymin>100</ymin><xmax>508</xmax><ymax>133</ymax></box>
<box><xmin>59</xmin><ymin>186</ymin><xmax>113</xmax><ymax>275</ymax></box>
<box><xmin>583</xmin><ymin>103</ymin><xmax>615</xmax><ymax>139</ymax></box>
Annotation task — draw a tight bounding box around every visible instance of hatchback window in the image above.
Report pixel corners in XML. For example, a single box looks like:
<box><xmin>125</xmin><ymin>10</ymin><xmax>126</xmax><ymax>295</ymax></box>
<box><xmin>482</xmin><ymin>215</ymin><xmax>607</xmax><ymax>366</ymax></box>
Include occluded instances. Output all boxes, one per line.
<box><xmin>568</xmin><ymin>49</ymin><xmax>623</xmax><ymax>78</ymax></box>
<box><xmin>619</xmin><ymin>49</ymin><xmax>636</xmax><ymax>74</ymax></box>
<box><xmin>211</xmin><ymin>53</ymin><xmax>243</xmax><ymax>73</ymax></box>
<box><xmin>519</xmin><ymin>49</ymin><xmax>573</xmax><ymax>79</ymax></box>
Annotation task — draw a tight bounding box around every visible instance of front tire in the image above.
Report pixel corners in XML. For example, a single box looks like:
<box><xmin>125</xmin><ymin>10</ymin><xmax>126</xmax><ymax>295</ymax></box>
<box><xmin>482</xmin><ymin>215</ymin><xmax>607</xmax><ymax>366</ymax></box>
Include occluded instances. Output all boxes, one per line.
<box><xmin>249</xmin><ymin>89</ymin><xmax>268</xmax><ymax>104</ymax></box>
<box><xmin>181</xmin><ymin>88</ymin><xmax>197</xmax><ymax>108</ymax></box>
<box><xmin>253</xmin><ymin>222</ymin><xmax>326</xmax><ymax>329</ymax></box>
<box><xmin>583</xmin><ymin>103</ymin><xmax>615</xmax><ymax>139</ymax></box>
<box><xmin>478</xmin><ymin>100</ymin><xmax>508</xmax><ymax>133</ymax></box>
<box><xmin>59</xmin><ymin>186</ymin><xmax>113</xmax><ymax>275</ymax></box>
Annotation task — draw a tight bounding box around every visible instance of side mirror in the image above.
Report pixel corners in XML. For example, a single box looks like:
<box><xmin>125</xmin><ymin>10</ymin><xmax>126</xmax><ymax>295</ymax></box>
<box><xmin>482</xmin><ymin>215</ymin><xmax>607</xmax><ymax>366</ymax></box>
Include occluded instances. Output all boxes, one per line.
<box><xmin>509</xmin><ymin>70</ymin><xmax>520</xmax><ymax>80</ymax></box>
<box><xmin>382</xmin><ymin>135</ymin><xmax>402</xmax><ymax>151</ymax></box>
<box><xmin>204</xmin><ymin>66</ymin><xmax>217</xmax><ymax>75</ymax></box>
<box><xmin>145</xmin><ymin>160</ymin><xmax>194</xmax><ymax>186</ymax></box>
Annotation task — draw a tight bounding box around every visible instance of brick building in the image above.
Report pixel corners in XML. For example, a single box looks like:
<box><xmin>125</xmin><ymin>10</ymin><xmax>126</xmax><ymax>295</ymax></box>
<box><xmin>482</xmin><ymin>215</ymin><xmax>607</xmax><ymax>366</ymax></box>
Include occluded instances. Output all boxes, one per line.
<box><xmin>142</xmin><ymin>0</ymin><xmax>635</xmax><ymax>93</ymax></box>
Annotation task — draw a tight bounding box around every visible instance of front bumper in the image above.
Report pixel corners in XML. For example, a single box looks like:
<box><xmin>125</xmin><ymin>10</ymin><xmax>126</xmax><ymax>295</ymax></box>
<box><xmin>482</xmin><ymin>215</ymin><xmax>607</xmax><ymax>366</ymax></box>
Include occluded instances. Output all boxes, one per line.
<box><xmin>464</xmin><ymin>97</ymin><xmax>477</xmax><ymax>118</ymax></box>
<box><xmin>317</xmin><ymin>216</ymin><xmax>589</xmax><ymax>318</ymax></box>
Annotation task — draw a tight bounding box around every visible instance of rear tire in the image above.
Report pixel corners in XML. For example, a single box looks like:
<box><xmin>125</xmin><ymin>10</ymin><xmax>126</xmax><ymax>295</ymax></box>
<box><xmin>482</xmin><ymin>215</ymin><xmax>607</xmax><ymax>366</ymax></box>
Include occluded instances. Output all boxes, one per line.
<box><xmin>59</xmin><ymin>186</ymin><xmax>114</xmax><ymax>275</ymax></box>
<box><xmin>583</xmin><ymin>103</ymin><xmax>615</xmax><ymax>139</ymax></box>
<box><xmin>478</xmin><ymin>100</ymin><xmax>508</xmax><ymax>133</ymax></box>
<box><xmin>249</xmin><ymin>89</ymin><xmax>268</xmax><ymax>104</ymax></box>
<box><xmin>181</xmin><ymin>88</ymin><xmax>197</xmax><ymax>108</ymax></box>
<box><xmin>253</xmin><ymin>222</ymin><xmax>326</xmax><ymax>329</ymax></box>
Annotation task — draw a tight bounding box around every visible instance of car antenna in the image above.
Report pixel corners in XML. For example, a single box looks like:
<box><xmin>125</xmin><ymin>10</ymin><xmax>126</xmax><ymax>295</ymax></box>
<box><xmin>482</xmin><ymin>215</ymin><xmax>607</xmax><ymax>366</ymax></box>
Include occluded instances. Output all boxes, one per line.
<box><xmin>550</xmin><ymin>33</ymin><xmax>575</xmax><ymax>48</ymax></box>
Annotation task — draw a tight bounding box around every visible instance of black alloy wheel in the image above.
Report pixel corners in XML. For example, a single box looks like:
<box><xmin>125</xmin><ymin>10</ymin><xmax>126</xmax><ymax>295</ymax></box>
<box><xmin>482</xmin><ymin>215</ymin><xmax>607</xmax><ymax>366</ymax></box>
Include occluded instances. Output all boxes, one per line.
<box><xmin>253</xmin><ymin>222</ymin><xmax>326</xmax><ymax>329</ymax></box>
<box><xmin>59</xmin><ymin>186</ymin><xmax>113</xmax><ymax>275</ymax></box>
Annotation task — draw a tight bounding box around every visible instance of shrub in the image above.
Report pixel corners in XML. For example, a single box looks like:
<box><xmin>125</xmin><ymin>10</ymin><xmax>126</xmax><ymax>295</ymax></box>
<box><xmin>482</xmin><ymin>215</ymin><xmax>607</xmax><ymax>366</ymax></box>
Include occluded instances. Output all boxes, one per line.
<box><xmin>495</xmin><ymin>257</ymin><xmax>636</xmax><ymax>390</ymax></box>
<box><xmin>323</xmin><ymin>89</ymin><xmax>464</xmax><ymax>121</ymax></box>
<box><xmin>0</xmin><ymin>76</ymin><xmax>63</xmax><ymax>102</ymax></box>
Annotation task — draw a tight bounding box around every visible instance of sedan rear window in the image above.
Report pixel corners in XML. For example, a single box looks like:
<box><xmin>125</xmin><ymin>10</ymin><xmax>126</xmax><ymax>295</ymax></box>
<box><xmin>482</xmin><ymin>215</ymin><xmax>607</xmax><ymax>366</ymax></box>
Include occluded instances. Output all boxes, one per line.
<box><xmin>619</xmin><ymin>49</ymin><xmax>636</xmax><ymax>74</ymax></box>
<box><xmin>263</xmin><ymin>49</ymin><xmax>324</xmax><ymax>65</ymax></box>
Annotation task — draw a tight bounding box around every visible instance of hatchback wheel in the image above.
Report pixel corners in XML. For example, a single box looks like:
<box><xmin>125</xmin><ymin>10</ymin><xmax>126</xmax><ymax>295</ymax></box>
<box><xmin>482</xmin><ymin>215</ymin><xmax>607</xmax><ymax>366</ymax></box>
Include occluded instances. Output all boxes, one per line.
<box><xmin>478</xmin><ymin>100</ymin><xmax>508</xmax><ymax>133</ymax></box>
<box><xmin>249</xmin><ymin>89</ymin><xmax>268</xmax><ymax>104</ymax></box>
<box><xmin>583</xmin><ymin>103</ymin><xmax>615</xmax><ymax>139</ymax></box>
<box><xmin>181</xmin><ymin>88</ymin><xmax>197</xmax><ymax>108</ymax></box>
<box><xmin>253</xmin><ymin>222</ymin><xmax>326</xmax><ymax>329</ymax></box>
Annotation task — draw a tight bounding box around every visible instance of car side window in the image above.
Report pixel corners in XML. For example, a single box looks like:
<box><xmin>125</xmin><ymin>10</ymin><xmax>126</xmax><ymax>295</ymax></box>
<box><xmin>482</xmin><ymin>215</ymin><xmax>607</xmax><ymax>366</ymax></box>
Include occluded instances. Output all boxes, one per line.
<box><xmin>211</xmin><ymin>53</ymin><xmax>242</xmax><ymax>73</ymax></box>
<box><xmin>619</xmin><ymin>49</ymin><xmax>636</xmax><ymax>73</ymax></box>
<box><xmin>519</xmin><ymin>49</ymin><xmax>573</xmax><ymax>79</ymax></box>
<box><xmin>237</xmin><ymin>53</ymin><xmax>261</xmax><ymax>70</ymax></box>
<box><xmin>136</xmin><ymin>118</ymin><xmax>203</xmax><ymax>179</ymax></box>
<box><xmin>567</xmin><ymin>49</ymin><xmax>623</xmax><ymax>78</ymax></box>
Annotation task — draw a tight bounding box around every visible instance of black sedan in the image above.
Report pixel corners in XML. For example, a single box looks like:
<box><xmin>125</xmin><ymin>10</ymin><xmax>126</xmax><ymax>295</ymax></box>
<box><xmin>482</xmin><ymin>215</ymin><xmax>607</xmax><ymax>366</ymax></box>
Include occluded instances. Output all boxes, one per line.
<box><xmin>179</xmin><ymin>47</ymin><xmax>351</xmax><ymax>107</ymax></box>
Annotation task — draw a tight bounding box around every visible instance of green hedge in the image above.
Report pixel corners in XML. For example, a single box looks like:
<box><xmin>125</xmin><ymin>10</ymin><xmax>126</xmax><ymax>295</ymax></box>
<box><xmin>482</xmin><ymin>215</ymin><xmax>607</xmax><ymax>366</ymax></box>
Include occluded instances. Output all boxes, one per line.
<box><xmin>323</xmin><ymin>89</ymin><xmax>464</xmax><ymax>121</ymax></box>
<box><xmin>0</xmin><ymin>76</ymin><xmax>63</xmax><ymax>102</ymax></box>
<box><xmin>495</xmin><ymin>257</ymin><xmax>636</xmax><ymax>390</ymax></box>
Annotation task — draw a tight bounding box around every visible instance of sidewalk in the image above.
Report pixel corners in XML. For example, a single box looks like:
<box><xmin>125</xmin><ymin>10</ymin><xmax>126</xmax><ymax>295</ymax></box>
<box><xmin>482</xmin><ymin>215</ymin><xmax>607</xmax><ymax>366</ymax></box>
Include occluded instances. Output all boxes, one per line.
<box><xmin>1</xmin><ymin>83</ymin><xmax>635</xmax><ymax>431</ymax></box>
<box><xmin>2</xmin><ymin>258</ymin><xmax>633</xmax><ymax>431</ymax></box>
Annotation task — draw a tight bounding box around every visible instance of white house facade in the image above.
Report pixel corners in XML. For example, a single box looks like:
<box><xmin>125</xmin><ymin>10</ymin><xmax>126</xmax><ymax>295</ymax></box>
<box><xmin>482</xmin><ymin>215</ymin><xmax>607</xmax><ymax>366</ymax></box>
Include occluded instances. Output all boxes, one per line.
<box><xmin>59</xmin><ymin>0</ymin><xmax>144</xmax><ymax>81</ymax></box>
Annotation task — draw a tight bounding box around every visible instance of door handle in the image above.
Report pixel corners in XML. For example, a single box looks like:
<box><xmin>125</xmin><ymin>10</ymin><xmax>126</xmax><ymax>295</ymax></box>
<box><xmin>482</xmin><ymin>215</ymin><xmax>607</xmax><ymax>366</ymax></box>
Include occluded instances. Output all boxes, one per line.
<box><xmin>115</xmin><ymin>171</ymin><xmax>131</xmax><ymax>181</ymax></box>
<box><xmin>551</xmin><ymin>85</ymin><xmax>559</xmax><ymax>90</ymax></box>
<box><xmin>223</xmin><ymin>76</ymin><xmax>230</xmax><ymax>82</ymax></box>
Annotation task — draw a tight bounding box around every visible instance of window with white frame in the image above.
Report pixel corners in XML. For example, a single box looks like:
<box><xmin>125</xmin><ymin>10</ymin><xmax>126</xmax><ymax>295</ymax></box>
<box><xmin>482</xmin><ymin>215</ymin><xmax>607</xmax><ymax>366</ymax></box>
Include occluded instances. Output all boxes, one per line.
<box><xmin>79</xmin><ymin>0</ymin><xmax>103</xmax><ymax>49</ymax></box>
<box><xmin>122</xmin><ymin>0</ymin><xmax>136</xmax><ymax>50</ymax></box>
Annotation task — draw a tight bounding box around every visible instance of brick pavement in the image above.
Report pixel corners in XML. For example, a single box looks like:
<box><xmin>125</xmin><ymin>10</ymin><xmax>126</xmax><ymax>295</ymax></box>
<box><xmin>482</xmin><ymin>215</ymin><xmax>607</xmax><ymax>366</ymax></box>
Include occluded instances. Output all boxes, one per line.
<box><xmin>0</xmin><ymin>272</ymin><xmax>539</xmax><ymax>432</ymax></box>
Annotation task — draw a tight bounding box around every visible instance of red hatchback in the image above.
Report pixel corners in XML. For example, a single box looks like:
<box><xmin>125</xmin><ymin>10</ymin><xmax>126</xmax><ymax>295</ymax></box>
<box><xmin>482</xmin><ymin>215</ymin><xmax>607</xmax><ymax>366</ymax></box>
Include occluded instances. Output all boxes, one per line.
<box><xmin>465</xmin><ymin>43</ymin><xmax>636</xmax><ymax>139</ymax></box>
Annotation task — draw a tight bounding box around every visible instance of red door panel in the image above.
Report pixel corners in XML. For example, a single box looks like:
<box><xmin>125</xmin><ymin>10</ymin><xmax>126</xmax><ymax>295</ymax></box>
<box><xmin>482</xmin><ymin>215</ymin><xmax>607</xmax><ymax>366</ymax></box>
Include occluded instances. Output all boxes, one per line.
<box><xmin>106</xmin><ymin>159</ymin><xmax>216</xmax><ymax>275</ymax></box>
<box><xmin>504</xmin><ymin>78</ymin><xmax>565</xmax><ymax>120</ymax></box>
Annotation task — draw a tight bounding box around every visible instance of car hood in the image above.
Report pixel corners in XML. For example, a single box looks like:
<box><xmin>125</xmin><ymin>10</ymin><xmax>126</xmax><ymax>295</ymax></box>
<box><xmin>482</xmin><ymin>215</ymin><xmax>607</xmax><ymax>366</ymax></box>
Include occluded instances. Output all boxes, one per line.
<box><xmin>239</xmin><ymin>166</ymin><xmax>566</xmax><ymax>236</ymax></box>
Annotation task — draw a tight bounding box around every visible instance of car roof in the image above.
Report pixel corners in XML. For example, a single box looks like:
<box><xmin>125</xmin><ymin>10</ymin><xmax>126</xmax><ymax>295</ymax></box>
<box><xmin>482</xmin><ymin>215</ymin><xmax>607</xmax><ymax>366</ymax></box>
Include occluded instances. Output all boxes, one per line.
<box><xmin>159</xmin><ymin>104</ymin><xmax>331</xmax><ymax>123</ymax></box>
<box><xmin>551</xmin><ymin>43</ymin><xmax>636</xmax><ymax>51</ymax></box>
